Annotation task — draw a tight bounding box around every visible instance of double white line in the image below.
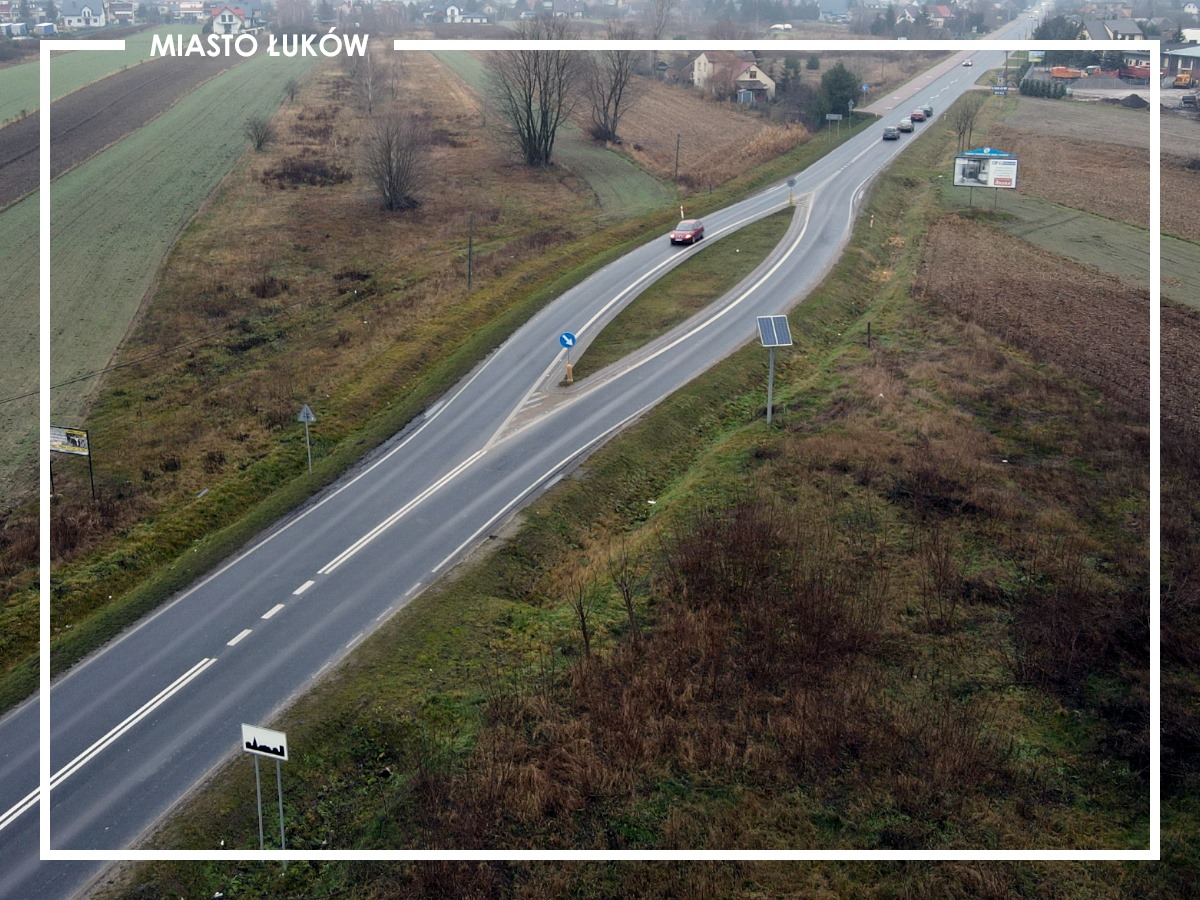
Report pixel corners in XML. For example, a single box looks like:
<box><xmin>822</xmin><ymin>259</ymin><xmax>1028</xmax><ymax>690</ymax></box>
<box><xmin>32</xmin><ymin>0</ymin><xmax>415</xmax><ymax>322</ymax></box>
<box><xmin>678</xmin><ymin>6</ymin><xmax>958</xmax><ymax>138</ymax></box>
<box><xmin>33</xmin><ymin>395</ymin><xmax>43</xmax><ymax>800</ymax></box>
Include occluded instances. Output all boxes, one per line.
<box><xmin>0</xmin><ymin>657</ymin><xmax>216</xmax><ymax>834</ymax></box>
<box><xmin>318</xmin><ymin>449</ymin><xmax>486</xmax><ymax>575</ymax></box>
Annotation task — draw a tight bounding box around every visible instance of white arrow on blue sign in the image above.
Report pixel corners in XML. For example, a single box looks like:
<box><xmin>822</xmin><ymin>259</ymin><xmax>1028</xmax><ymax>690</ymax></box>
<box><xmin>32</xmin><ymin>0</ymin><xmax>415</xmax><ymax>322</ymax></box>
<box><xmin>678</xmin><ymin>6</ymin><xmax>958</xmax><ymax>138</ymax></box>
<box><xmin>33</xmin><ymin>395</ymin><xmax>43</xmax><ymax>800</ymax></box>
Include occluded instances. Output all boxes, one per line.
<box><xmin>559</xmin><ymin>332</ymin><xmax>576</xmax><ymax>349</ymax></box>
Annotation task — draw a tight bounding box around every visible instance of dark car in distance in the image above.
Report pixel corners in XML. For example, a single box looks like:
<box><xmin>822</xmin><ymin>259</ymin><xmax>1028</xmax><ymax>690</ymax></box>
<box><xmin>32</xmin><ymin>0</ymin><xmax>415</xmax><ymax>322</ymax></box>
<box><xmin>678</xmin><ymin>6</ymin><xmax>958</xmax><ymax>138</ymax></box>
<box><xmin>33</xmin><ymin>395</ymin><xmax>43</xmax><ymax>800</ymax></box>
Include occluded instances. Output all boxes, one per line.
<box><xmin>882</xmin><ymin>125</ymin><xmax>900</xmax><ymax>140</ymax></box>
<box><xmin>669</xmin><ymin>219</ymin><xmax>705</xmax><ymax>244</ymax></box>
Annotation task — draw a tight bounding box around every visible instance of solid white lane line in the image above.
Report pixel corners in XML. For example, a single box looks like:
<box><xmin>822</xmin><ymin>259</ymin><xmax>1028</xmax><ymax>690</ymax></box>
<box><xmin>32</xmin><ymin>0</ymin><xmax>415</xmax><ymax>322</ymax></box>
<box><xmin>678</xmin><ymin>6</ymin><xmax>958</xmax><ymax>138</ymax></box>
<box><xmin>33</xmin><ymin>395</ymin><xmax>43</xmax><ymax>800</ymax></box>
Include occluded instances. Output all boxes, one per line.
<box><xmin>262</xmin><ymin>604</ymin><xmax>285</xmax><ymax>620</ymax></box>
<box><xmin>227</xmin><ymin>629</ymin><xmax>252</xmax><ymax>647</ymax></box>
<box><xmin>318</xmin><ymin>450</ymin><xmax>486</xmax><ymax>575</ymax></box>
<box><xmin>0</xmin><ymin>658</ymin><xmax>221</xmax><ymax>833</ymax></box>
<box><xmin>292</xmin><ymin>580</ymin><xmax>315</xmax><ymax>596</ymax></box>
<box><xmin>0</xmin><ymin>787</ymin><xmax>40</xmax><ymax>833</ymax></box>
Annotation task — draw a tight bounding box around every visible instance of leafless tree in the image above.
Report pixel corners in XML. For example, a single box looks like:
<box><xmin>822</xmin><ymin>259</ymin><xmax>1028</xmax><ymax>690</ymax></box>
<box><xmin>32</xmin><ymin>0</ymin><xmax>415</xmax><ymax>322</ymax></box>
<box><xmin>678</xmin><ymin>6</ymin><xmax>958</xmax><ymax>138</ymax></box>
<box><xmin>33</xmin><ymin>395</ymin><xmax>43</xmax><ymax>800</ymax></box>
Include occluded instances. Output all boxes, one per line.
<box><xmin>361</xmin><ymin>113</ymin><xmax>429</xmax><ymax>211</ymax></box>
<box><xmin>485</xmin><ymin>18</ymin><xmax>581</xmax><ymax>168</ymax></box>
<box><xmin>608</xmin><ymin>540</ymin><xmax>644</xmax><ymax>641</ymax></box>
<box><xmin>643</xmin><ymin>0</ymin><xmax>680</xmax><ymax>40</ymax></box>
<box><xmin>350</xmin><ymin>49</ymin><xmax>383</xmax><ymax>116</ymax></box>
<box><xmin>584</xmin><ymin>22</ymin><xmax>642</xmax><ymax>143</ymax></box>
<box><xmin>643</xmin><ymin>0</ymin><xmax>680</xmax><ymax>75</ymax></box>
<box><xmin>568</xmin><ymin>575</ymin><xmax>601</xmax><ymax>658</ymax></box>
<box><xmin>948</xmin><ymin>92</ymin><xmax>986</xmax><ymax>152</ymax></box>
<box><xmin>283</xmin><ymin>76</ymin><xmax>301</xmax><ymax>103</ymax></box>
<box><xmin>243</xmin><ymin>115</ymin><xmax>275</xmax><ymax>151</ymax></box>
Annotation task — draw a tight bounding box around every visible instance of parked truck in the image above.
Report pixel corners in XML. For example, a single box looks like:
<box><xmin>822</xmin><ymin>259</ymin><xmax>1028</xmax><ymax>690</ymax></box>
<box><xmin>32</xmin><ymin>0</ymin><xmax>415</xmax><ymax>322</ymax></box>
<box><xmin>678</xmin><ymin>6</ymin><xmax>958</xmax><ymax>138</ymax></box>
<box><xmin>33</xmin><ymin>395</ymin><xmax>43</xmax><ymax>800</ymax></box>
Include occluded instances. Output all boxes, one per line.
<box><xmin>1174</xmin><ymin>73</ymin><xmax>1195</xmax><ymax>88</ymax></box>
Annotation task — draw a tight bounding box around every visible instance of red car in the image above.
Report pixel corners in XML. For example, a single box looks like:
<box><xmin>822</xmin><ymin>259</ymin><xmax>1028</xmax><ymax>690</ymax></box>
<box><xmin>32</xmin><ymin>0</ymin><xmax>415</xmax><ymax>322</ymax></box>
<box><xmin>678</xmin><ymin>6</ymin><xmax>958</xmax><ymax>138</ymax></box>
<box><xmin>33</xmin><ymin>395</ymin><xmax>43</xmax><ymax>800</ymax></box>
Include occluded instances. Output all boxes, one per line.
<box><xmin>669</xmin><ymin>219</ymin><xmax>705</xmax><ymax>244</ymax></box>
<box><xmin>910</xmin><ymin>109</ymin><xmax>927</xmax><ymax>122</ymax></box>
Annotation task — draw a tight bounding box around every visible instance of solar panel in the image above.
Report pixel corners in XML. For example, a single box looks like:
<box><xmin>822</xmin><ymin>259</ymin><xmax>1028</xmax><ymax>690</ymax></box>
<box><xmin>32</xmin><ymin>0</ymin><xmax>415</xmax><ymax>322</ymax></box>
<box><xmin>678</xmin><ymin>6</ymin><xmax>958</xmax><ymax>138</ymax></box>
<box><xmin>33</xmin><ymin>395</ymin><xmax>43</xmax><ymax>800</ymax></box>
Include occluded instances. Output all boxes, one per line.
<box><xmin>757</xmin><ymin>315</ymin><xmax>793</xmax><ymax>348</ymax></box>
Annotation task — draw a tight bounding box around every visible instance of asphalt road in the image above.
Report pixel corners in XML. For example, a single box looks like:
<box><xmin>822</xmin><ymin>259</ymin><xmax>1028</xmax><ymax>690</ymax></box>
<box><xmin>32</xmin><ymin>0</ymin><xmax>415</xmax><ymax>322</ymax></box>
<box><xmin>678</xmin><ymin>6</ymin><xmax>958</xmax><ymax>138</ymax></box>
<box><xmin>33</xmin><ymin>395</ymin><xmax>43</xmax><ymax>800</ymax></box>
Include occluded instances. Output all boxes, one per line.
<box><xmin>0</xmin><ymin>36</ymin><xmax>1026</xmax><ymax>900</ymax></box>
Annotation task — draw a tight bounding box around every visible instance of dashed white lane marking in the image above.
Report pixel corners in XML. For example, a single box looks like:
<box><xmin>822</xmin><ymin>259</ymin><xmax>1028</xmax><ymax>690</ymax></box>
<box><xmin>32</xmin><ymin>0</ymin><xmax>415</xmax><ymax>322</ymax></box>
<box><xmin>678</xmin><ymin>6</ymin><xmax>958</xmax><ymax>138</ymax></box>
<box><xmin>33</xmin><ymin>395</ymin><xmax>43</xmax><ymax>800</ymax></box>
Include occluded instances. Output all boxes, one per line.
<box><xmin>227</xmin><ymin>629</ymin><xmax>252</xmax><ymax>647</ymax></box>
<box><xmin>345</xmin><ymin>632</ymin><xmax>365</xmax><ymax>650</ymax></box>
<box><xmin>293</xmin><ymin>580</ymin><xmax>315</xmax><ymax>596</ymax></box>
<box><xmin>262</xmin><ymin>604</ymin><xmax>285</xmax><ymax>620</ymax></box>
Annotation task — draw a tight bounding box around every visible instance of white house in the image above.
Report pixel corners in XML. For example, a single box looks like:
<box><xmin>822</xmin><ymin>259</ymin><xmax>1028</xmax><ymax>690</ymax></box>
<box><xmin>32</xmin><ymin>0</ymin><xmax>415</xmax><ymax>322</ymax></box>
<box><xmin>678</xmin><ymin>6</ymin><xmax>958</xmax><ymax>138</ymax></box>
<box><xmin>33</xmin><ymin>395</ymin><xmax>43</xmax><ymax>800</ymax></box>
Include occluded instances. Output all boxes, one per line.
<box><xmin>691</xmin><ymin>51</ymin><xmax>777</xmax><ymax>102</ymax></box>
<box><xmin>210</xmin><ymin>5</ymin><xmax>256</xmax><ymax>33</ymax></box>
<box><xmin>60</xmin><ymin>0</ymin><xmax>107</xmax><ymax>27</ymax></box>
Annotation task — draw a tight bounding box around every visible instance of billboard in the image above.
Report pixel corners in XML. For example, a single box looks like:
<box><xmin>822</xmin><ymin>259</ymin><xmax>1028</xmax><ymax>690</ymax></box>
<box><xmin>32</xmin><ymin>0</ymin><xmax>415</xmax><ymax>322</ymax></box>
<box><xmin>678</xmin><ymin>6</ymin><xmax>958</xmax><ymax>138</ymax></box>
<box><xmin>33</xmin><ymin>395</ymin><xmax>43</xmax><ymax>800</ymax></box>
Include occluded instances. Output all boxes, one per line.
<box><xmin>953</xmin><ymin>154</ymin><xmax>1019</xmax><ymax>190</ymax></box>
<box><xmin>50</xmin><ymin>425</ymin><xmax>90</xmax><ymax>457</ymax></box>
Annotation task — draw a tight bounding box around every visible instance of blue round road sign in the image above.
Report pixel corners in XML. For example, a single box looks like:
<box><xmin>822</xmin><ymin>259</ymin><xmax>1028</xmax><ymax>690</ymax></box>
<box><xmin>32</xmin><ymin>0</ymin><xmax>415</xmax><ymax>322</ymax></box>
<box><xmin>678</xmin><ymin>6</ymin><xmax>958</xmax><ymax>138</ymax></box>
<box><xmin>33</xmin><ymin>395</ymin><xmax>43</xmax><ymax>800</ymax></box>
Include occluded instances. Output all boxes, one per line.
<box><xmin>559</xmin><ymin>332</ymin><xmax>576</xmax><ymax>348</ymax></box>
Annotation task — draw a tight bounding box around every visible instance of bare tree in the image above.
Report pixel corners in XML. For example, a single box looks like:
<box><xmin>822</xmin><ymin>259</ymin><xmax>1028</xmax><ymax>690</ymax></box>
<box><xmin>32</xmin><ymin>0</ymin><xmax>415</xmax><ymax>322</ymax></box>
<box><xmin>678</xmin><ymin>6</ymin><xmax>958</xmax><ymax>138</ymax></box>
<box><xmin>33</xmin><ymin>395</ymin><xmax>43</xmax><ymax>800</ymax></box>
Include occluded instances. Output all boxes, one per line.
<box><xmin>568</xmin><ymin>576</ymin><xmax>601</xmax><ymax>658</ymax></box>
<box><xmin>584</xmin><ymin>22</ymin><xmax>642</xmax><ymax>143</ymax></box>
<box><xmin>608</xmin><ymin>540</ymin><xmax>644</xmax><ymax>641</ymax></box>
<box><xmin>643</xmin><ymin>0</ymin><xmax>681</xmax><ymax>74</ymax></box>
<box><xmin>243</xmin><ymin>115</ymin><xmax>275</xmax><ymax>151</ymax></box>
<box><xmin>361</xmin><ymin>113</ymin><xmax>430</xmax><ymax>211</ymax></box>
<box><xmin>485</xmin><ymin>18</ymin><xmax>581</xmax><ymax>168</ymax></box>
<box><xmin>948</xmin><ymin>92</ymin><xmax>986</xmax><ymax>152</ymax></box>
<box><xmin>350</xmin><ymin>49</ymin><xmax>383</xmax><ymax>116</ymax></box>
<box><xmin>283</xmin><ymin>76</ymin><xmax>301</xmax><ymax>103</ymax></box>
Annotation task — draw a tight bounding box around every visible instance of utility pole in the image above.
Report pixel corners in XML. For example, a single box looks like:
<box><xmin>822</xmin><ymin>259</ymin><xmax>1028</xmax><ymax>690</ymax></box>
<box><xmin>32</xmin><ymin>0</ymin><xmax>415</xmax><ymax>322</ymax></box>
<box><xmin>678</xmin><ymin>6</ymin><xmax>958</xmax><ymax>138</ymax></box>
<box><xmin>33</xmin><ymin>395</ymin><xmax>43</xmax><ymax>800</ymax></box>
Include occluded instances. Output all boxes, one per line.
<box><xmin>467</xmin><ymin>213</ymin><xmax>474</xmax><ymax>291</ymax></box>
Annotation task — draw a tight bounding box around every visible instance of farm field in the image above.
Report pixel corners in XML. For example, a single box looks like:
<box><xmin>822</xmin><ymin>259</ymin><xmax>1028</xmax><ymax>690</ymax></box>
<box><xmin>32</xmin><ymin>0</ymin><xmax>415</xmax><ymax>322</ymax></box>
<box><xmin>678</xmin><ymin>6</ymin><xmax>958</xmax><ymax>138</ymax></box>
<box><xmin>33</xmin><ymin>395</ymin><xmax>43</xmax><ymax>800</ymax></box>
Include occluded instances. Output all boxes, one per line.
<box><xmin>0</xmin><ymin>51</ymin><xmax>250</xmax><ymax>209</ymax></box>
<box><xmin>916</xmin><ymin>214</ymin><xmax>1148</xmax><ymax>417</ymax></box>
<box><xmin>0</xmin><ymin>50</ymin><xmax>320</xmax><ymax>509</ymax></box>
<box><xmin>0</xmin><ymin>26</ymin><xmax>201</xmax><ymax>124</ymax></box>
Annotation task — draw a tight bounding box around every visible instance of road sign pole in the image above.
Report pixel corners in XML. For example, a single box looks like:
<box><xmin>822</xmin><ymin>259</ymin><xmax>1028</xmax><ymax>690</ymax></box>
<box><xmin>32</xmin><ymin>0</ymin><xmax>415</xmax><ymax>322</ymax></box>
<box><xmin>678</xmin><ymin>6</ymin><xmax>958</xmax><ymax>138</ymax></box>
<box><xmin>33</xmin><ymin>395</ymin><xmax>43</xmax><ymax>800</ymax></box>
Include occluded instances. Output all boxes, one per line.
<box><xmin>304</xmin><ymin>420</ymin><xmax>312</xmax><ymax>475</ymax></box>
<box><xmin>276</xmin><ymin>758</ymin><xmax>286</xmax><ymax>855</ymax></box>
<box><xmin>254</xmin><ymin>756</ymin><xmax>264</xmax><ymax>851</ymax></box>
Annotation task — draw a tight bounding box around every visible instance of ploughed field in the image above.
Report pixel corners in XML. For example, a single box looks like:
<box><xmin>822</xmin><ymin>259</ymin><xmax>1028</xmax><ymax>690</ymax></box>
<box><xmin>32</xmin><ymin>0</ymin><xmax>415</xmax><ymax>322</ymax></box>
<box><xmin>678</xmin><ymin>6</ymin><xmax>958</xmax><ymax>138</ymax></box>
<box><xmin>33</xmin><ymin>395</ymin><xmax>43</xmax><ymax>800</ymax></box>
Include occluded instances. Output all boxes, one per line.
<box><xmin>0</xmin><ymin>52</ymin><xmax>247</xmax><ymax>209</ymax></box>
<box><xmin>916</xmin><ymin>214</ymin><xmax>1149</xmax><ymax>420</ymax></box>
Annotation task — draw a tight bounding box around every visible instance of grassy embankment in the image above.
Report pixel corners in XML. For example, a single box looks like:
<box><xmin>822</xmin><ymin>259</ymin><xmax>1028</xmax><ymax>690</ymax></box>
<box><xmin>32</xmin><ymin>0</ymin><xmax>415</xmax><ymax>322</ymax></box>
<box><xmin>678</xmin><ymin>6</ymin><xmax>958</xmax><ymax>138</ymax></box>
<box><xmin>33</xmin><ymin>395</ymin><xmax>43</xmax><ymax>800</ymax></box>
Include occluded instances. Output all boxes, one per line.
<box><xmin>1</xmin><ymin>72</ymin><xmax>875</xmax><ymax>712</ymax></box>
<box><xmin>101</xmin><ymin>93</ymin><xmax>1162</xmax><ymax>898</ymax></box>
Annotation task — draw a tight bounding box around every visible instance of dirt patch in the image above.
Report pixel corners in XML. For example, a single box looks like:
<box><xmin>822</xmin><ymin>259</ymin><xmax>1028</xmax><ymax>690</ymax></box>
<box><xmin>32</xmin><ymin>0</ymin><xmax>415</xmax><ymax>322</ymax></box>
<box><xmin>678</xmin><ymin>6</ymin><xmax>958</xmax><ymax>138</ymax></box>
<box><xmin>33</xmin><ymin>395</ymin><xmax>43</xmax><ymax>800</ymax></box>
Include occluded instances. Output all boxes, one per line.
<box><xmin>0</xmin><ymin>52</ymin><xmax>247</xmax><ymax>209</ymax></box>
<box><xmin>1163</xmin><ymin>302</ymin><xmax>1200</xmax><ymax>443</ymax></box>
<box><xmin>916</xmin><ymin>214</ymin><xmax>1149</xmax><ymax>420</ymax></box>
<box><xmin>1162</xmin><ymin>155</ymin><xmax>1200</xmax><ymax>243</ymax></box>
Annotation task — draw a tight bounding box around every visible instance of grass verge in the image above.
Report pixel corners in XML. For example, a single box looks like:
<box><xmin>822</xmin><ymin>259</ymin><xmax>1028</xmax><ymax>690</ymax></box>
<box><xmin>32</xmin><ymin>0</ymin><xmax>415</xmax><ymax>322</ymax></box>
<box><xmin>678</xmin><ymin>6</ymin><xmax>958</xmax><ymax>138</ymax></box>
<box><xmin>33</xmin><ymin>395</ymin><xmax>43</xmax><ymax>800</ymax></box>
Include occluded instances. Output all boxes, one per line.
<box><xmin>100</xmin><ymin>93</ymin><xmax>1155</xmax><ymax>898</ymax></box>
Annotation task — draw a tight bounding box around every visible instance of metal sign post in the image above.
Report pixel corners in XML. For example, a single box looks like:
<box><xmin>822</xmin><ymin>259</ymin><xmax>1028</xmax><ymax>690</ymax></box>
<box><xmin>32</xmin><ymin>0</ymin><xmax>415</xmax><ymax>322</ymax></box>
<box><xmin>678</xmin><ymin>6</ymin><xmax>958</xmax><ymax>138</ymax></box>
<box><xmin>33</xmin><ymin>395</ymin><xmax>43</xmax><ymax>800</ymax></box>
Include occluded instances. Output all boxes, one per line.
<box><xmin>559</xmin><ymin>332</ymin><xmax>576</xmax><ymax>384</ymax></box>
<box><xmin>756</xmin><ymin>316</ymin><xmax>793</xmax><ymax>425</ymax></box>
<box><xmin>242</xmin><ymin>724</ymin><xmax>288</xmax><ymax>852</ymax></box>
<box><xmin>297</xmin><ymin>405</ymin><xmax>316</xmax><ymax>475</ymax></box>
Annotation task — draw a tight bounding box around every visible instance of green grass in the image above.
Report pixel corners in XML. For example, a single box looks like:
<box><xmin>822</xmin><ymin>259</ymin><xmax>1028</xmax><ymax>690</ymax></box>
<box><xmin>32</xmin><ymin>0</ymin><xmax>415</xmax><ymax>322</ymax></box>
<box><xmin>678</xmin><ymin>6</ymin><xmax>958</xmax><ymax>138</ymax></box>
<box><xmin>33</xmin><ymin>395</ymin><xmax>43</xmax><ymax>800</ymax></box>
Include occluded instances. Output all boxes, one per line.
<box><xmin>0</xmin><ymin>26</ymin><xmax>203</xmax><ymax>124</ymax></box>
<box><xmin>572</xmin><ymin>207</ymin><xmax>796</xmax><ymax>378</ymax></box>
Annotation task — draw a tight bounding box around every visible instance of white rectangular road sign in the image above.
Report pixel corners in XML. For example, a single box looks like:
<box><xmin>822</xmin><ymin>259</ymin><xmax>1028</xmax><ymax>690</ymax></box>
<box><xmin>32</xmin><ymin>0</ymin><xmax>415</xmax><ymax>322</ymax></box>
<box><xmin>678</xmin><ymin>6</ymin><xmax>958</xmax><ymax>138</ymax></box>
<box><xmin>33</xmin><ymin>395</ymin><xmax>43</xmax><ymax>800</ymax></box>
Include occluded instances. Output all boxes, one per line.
<box><xmin>242</xmin><ymin>723</ymin><xmax>288</xmax><ymax>761</ymax></box>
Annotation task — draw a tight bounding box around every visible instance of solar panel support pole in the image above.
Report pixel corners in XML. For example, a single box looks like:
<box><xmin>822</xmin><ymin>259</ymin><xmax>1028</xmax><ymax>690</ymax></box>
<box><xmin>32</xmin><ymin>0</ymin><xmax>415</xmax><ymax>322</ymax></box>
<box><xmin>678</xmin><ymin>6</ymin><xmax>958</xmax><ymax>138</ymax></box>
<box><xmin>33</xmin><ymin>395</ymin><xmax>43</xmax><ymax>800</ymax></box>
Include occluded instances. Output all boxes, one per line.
<box><xmin>766</xmin><ymin>346</ymin><xmax>776</xmax><ymax>425</ymax></box>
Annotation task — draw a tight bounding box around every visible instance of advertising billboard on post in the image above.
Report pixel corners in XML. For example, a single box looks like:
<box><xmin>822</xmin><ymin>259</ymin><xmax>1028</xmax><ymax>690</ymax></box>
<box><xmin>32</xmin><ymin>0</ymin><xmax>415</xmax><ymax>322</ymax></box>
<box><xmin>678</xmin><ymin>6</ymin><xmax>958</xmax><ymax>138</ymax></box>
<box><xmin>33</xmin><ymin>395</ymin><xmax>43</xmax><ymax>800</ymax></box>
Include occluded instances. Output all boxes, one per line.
<box><xmin>953</xmin><ymin>148</ymin><xmax>1019</xmax><ymax>190</ymax></box>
